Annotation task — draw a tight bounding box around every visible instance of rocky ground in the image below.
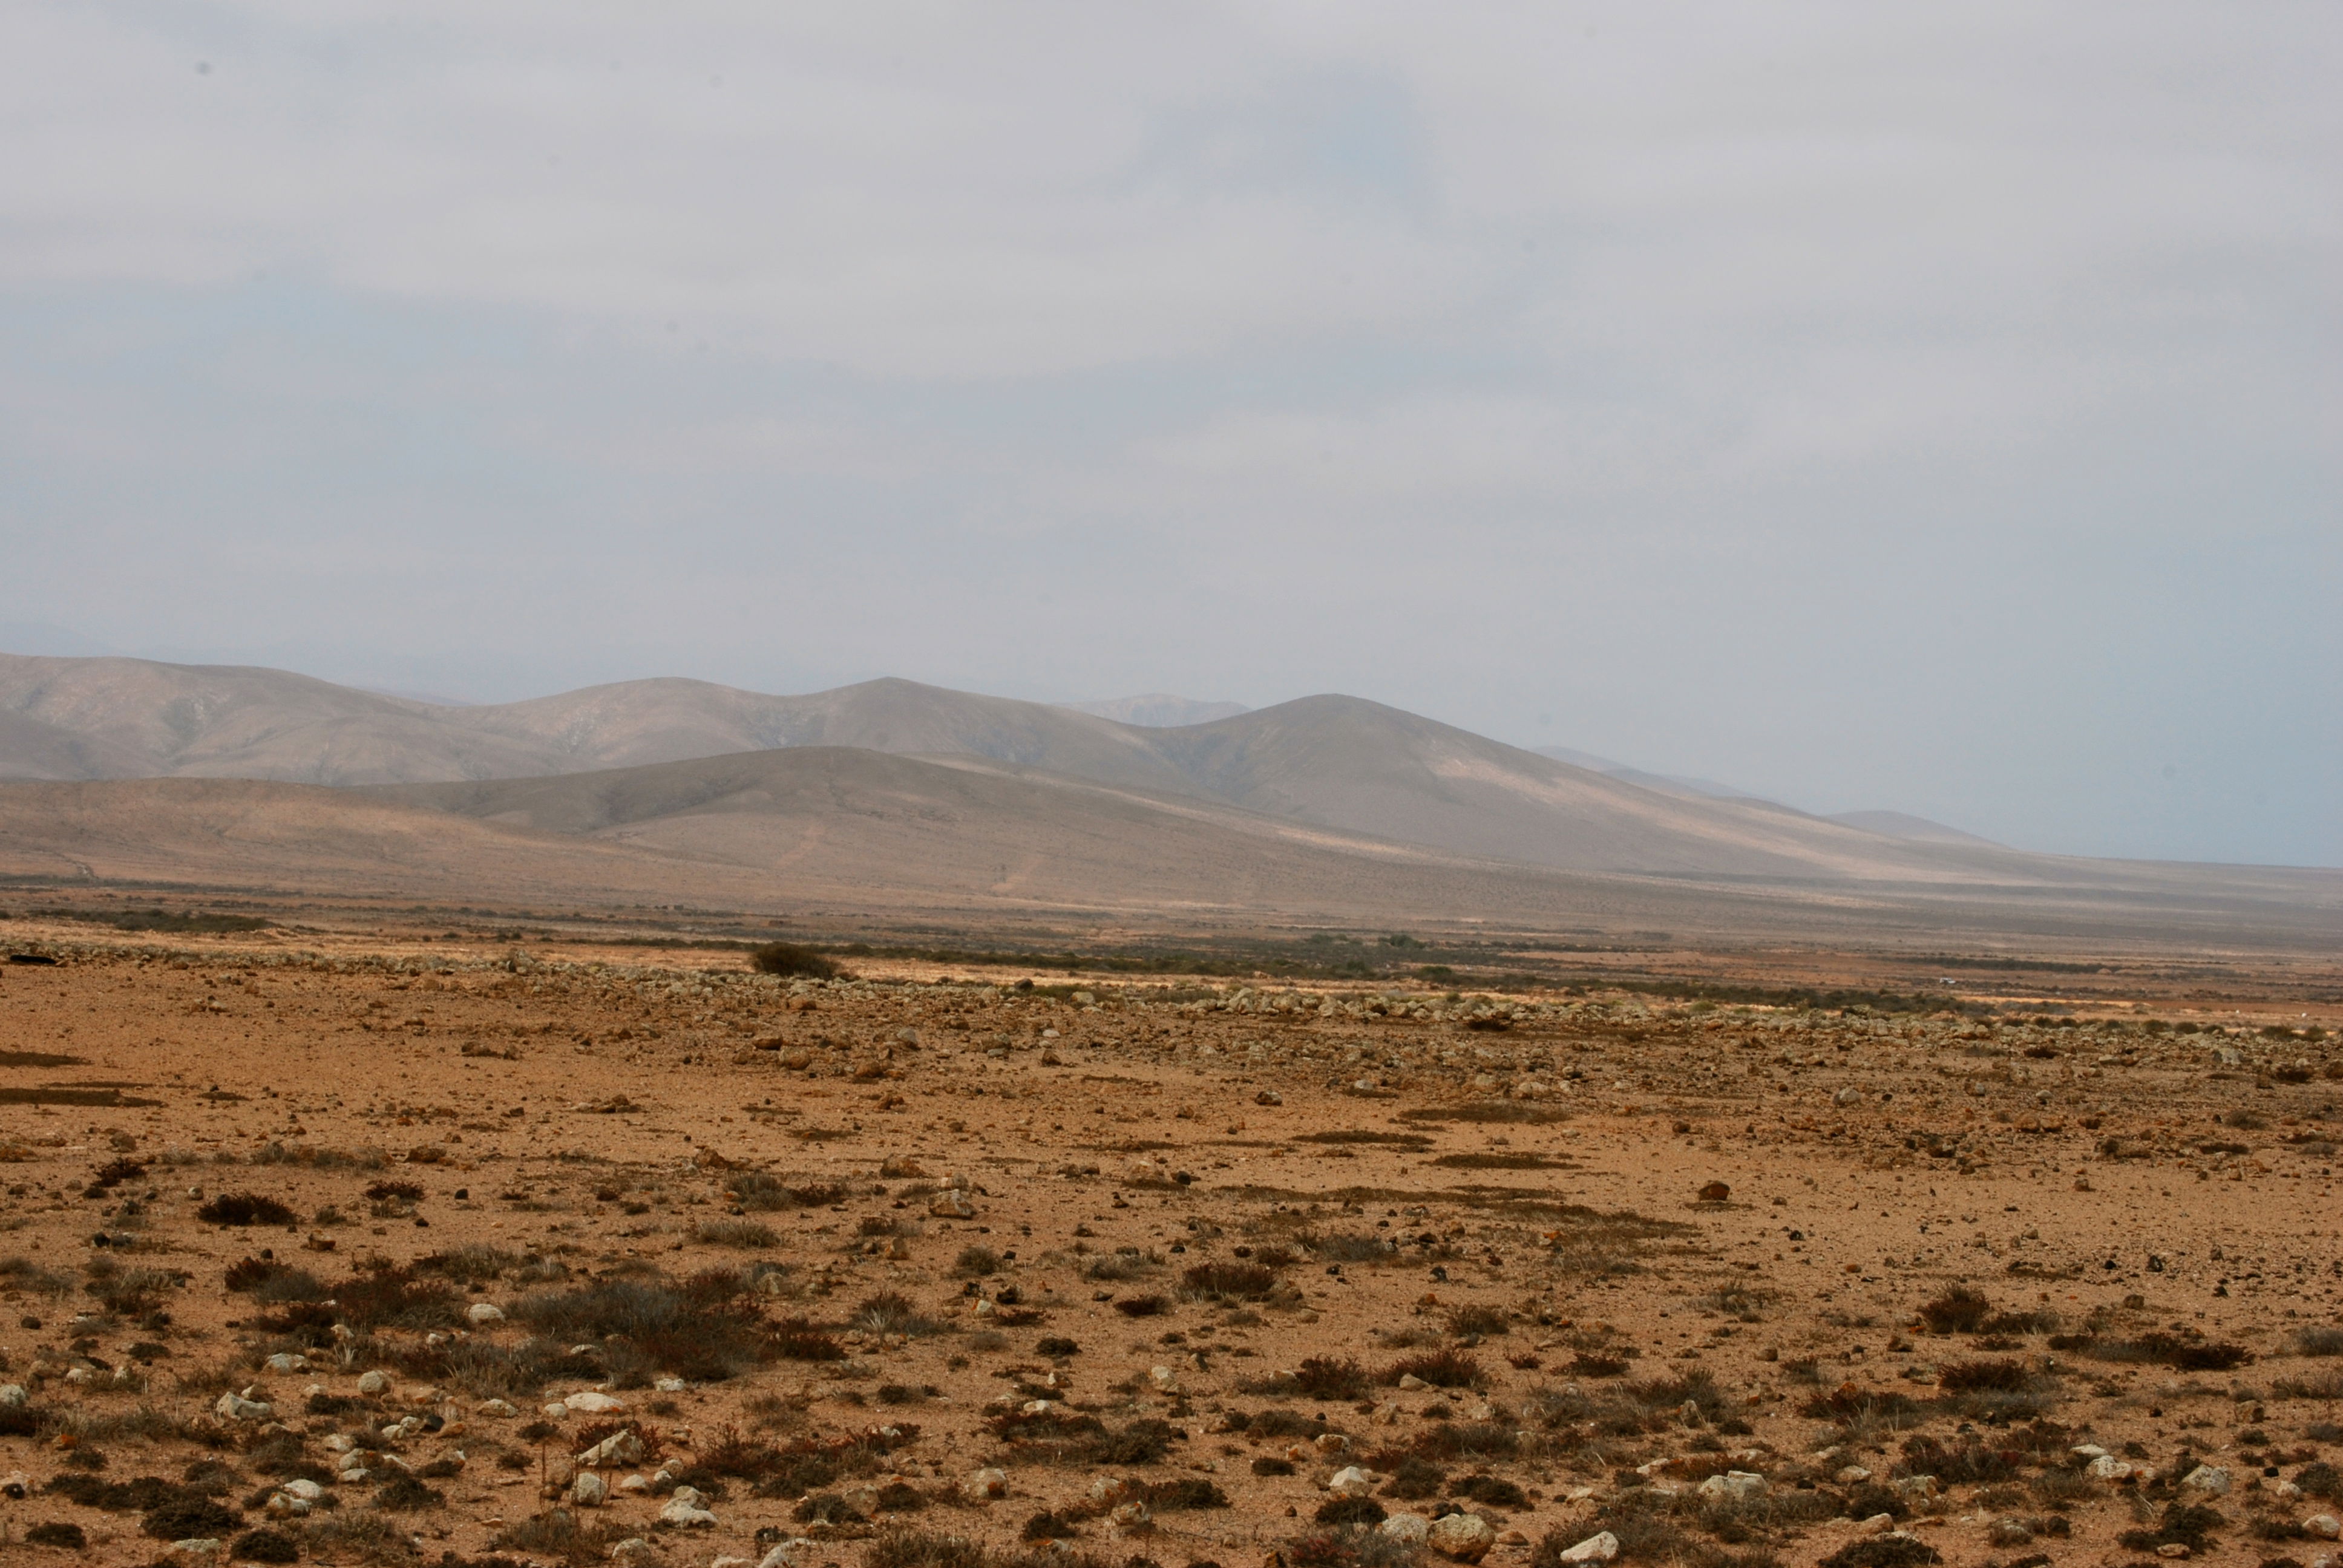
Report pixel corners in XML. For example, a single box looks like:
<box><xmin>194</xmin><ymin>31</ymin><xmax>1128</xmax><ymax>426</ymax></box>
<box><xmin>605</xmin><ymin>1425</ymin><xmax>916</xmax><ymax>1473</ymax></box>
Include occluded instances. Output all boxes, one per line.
<box><xmin>0</xmin><ymin>925</ymin><xmax>2338</xmax><ymax>1568</ymax></box>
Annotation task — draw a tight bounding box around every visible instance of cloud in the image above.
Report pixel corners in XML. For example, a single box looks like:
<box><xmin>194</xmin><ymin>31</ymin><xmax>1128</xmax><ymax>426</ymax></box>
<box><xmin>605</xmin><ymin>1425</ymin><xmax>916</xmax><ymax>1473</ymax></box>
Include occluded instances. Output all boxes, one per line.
<box><xmin>0</xmin><ymin>1</ymin><xmax>2335</xmax><ymax>863</ymax></box>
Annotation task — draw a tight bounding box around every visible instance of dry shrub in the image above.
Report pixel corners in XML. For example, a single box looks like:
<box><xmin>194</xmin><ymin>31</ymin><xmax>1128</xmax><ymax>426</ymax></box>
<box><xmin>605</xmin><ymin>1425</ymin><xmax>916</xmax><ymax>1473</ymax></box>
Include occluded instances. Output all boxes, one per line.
<box><xmin>1916</xmin><ymin>1286</ymin><xmax>1993</xmax><ymax>1334</ymax></box>
<box><xmin>1281</xmin><ymin>1356</ymin><xmax>1371</xmax><ymax>1400</ymax></box>
<box><xmin>1381</xmin><ymin>1349</ymin><xmax>1486</xmax><ymax>1389</ymax></box>
<box><xmin>488</xmin><ymin>1509</ymin><xmax>629</xmax><ymax>1566</ymax></box>
<box><xmin>855</xmin><ymin>1290</ymin><xmax>942</xmax><ymax>1337</ymax></box>
<box><xmin>197</xmin><ymin>1193</ymin><xmax>298</xmax><ymax>1226</ymax></box>
<box><xmin>773</xmin><ymin>1318</ymin><xmax>848</xmax><ymax>1362</ymax></box>
<box><xmin>1446</xmin><ymin>1304</ymin><xmax>1509</xmax><ymax>1338</ymax></box>
<box><xmin>2050</xmin><ymin>1331</ymin><xmax>2250</xmax><ymax>1371</ymax></box>
<box><xmin>750</xmin><ymin>943</ymin><xmax>839</xmax><ymax>979</ymax></box>
<box><xmin>983</xmin><ymin>1406</ymin><xmax>1176</xmax><ymax>1467</ymax></box>
<box><xmin>1935</xmin><ymin>1359</ymin><xmax>2029</xmax><ymax>1393</ymax></box>
<box><xmin>1180</xmin><ymin>1261</ymin><xmax>1280</xmax><ymax>1301</ymax></box>
<box><xmin>516</xmin><ymin>1270</ymin><xmax>782</xmax><ymax>1382</ymax></box>
<box><xmin>693</xmin><ymin>1218</ymin><xmax>778</xmax><ymax>1249</ymax></box>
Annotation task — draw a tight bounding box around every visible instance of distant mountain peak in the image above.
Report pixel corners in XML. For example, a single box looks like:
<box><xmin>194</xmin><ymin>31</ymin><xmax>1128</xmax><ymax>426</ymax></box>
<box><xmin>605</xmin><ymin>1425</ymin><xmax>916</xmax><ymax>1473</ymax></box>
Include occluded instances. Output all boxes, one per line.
<box><xmin>1062</xmin><ymin>693</ymin><xmax>1250</xmax><ymax>728</ymax></box>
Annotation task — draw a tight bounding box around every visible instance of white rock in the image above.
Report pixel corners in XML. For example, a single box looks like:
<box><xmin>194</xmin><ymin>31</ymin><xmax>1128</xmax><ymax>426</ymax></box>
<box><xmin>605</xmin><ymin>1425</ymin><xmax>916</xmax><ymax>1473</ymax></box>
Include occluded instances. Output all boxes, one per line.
<box><xmin>655</xmin><ymin>1376</ymin><xmax>687</xmax><ymax>1393</ymax></box>
<box><xmin>0</xmin><ymin>1385</ymin><xmax>25</xmax><ymax>1408</ymax></box>
<box><xmin>1429</xmin><ymin>1512</ymin><xmax>1498</xmax><ymax>1563</ymax></box>
<box><xmin>577</xmin><ymin>1429</ymin><xmax>645</xmax><ymax>1468</ymax></box>
<box><xmin>263</xmin><ymin>1493</ymin><xmax>310</xmax><ymax>1517</ymax></box>
<box><xmin>571</xmin><ymin>1471</ymin><xmax>609</xmax><ymax>1507</ymax></box>
<box><xmin>477</xmin><ymin>1399</ymin><xmax>518</xmax><ymax>1417</ymax></box>
<box><xmin>928</xmin><ymin>1191</ymin><xmax>976</xmax><ymax>1218</ymax></box>
<box><xmin>467</xmin><ymin>1301</ymin><xmax>505</xmax><ymax>1325</ymax></box>
<box><xmin>214</xmin><ymin>1393</ymin><xmax>273</xmax><ymax>1422</ymax></box>
<box><xmin>2070</xmin><ymin>1445</ymin><xmax>2109</xmax><ymax>1461</ymax></box>
<box><xmin>1837</xmin><ymin>1466</ymin><xmax>1873</xmax><ymax>1485</ymax></box>
<box><xmin>2304</xmin><ymin>1515</ymin><xmax>2342</xmax><ymax>1541</ymax></box>
<box><xmin>1380</xmin><ymin>1514</ymin><xmax>1432</xmax><ymax>1546</ymax></box>
<box><xmin>1398</xmin><ymin>1373</ymin><xmax>1429</xmax><ymax>1391</ymax></box>
<box><xmin>1149</xmin><ymin>1364</ymin><xmax>1181</xmax><ymax>1393</ymax></box>
<box><xmin>964</xmin><ymin>1467</ymin><xmax>1008</xmax><ymax>1501</ymax></box>
<box><xmin>2086</xmin><ymin>1454</ymin><xmax>2135</xmax><ymax>1481</ymax></box>
<box><xmin>658</xmin><ymin>1495</ymin><xmax>718</xmax><ymax>1528</ymax></box>
<box><xmin>358</xmin><ymin>1370</ymin><xmax>392</xmax><ymax>1395</ymax></box>
<box><xmin>617</xmin><ymin>1474</ymin><xmax>651</xmax><ymax>1494</ymax></box>
<box><xmin>608</xmin><ymin>1540</ymin><xmax>658</xmax><ymax>1566</ymax></box>
<box><xmin>263</xmin><ymin>1353</ymin><xmax>306</xmax><ymax>1374</ymax></box>
<box><xmin>566</xmin><ymin>1391</ymin><xmax>627</xmax><ymax>1414</ymax></box>
<box><xmin>2181</xmin><ymin>1465</ymin><xmax>2232</xmax><ymax>1496</ymax></box>
<box><xmin>1326</xmin><ymin>1466</ymin><xmax>1376</xmax><ymax>1498</ymax></box>
<box><xmin>756</xmin><ymin>1541</ymin><xmax>818</xmax><ymax>1568</ymax></box>
<box><xmin>1551</xmin><ymin>1532</ymin><xmax>1620</xmax><ymax>1564</ymax></box>
<box><xmin>1699</xmin><ymin>1472</ymin><xmax>1768</xmax><ymax>1502</ymax></box>
<box><xmin>166</xmin><ymin>1541</ymin><xmax>223</xmax><ymax>1561</ymax></box>
<box><xmin>281</xmin><ymin>1479</ymin><xmax>324</xmax><ymax>1501</ymax></box>
<box><xmin>1108</xmin><ymin>1500</ymin><xmax>1152</xmax><ymax>1533</ymax></box>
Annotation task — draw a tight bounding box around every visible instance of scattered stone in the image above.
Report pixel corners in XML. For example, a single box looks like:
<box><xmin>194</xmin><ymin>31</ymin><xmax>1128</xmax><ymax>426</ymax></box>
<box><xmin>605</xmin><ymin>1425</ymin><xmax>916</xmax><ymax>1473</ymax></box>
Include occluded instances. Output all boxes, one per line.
<box><xmin>357</xmin><ymin>1371</ymin><xmax>392</xmax><ymax>1396</ymax></box>
<box><xmin>964</xmin><ymin>1467</ymin><xmax>1008</xmax><ymax>1501</ymax></box>
<box><xmin>1380</xmin><ymin>1513</ymin><xmax>1432</xmax><ymax>1546</ymax></box>
<box><xmin>566</xmin><ymin>1391</ymin><xmax>628</xmax><ymax>1415</ymax></box>
<box><xmin>2179</xmin><ymin>1465</ymin><xmax>2230</xmax><ymax>1496</ymax></box>
<box><xmin>467</xmin><ymin>1301</ymin><xmax>506</xmax><ymax>1325</ymax></box>
<box><xmin>1698</xmin><ymin>1472</ymin><xmax>1766</xmax><ymax>1502</ymax></box>
<box><xmin>1429</xmin><ymin>1511</ymin><xmax>1497</xmax><ymax>1563</ymax></box>
<box><xmin>1548</xmin><ymin>1529</ymin><xmax>1619</xmax><ymax>1563</ymax></box>
<box><xmin>578</xmin><ymin>1429</ymin><xmax>645</xmax><ymax>1468</ymax></box>
<box><xmin>658</xmin><ymin>1486</ymin><xmax>718</xmax><ymax>1527</ymax></box>
<box><xmin>571</xmin><ymin>1471</ymin><xmax>609</xmax><ymax>1507</ymax></box>
<box><xmin>1327</xmin><ymin>1466</ymin><xmax>1375</xmax><ymax>1498</ymax></box>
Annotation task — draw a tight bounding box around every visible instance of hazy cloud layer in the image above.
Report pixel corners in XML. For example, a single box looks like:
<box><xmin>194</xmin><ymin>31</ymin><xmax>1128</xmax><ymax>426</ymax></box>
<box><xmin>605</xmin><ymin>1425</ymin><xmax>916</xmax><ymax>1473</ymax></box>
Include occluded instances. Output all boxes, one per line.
<box><xmin>1</xmin><ymin>3</ymin><xmax>2336</xmax><ymax>864</ymax></box>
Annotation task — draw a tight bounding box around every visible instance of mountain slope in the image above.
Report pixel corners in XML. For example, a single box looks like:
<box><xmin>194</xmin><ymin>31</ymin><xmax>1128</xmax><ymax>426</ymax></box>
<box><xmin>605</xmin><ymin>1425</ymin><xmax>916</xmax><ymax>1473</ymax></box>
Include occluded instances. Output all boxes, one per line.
<box><xmin>1136</xmin><ymin>694</ymin><xmax>2014</xmax><ymax>880</ymax></box>
<box><xmin>1063</xmin><ymin>694</ymin><xmax>1250</xmax><ymax>727</ymax></box>
<box><xmin>0</xmin><ymin>654</ymin><xmax>569</xmax><ymax>783</ymax></box>
<box><xmin>441</xmin><ymin>676</ymin><xmax>1201</xmax><ymax>795</ymax></box>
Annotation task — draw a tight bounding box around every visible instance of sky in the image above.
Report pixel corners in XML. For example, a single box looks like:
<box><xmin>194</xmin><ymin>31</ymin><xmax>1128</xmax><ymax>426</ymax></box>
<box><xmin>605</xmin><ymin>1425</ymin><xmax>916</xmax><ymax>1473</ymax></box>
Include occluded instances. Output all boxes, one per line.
<box><xmin>1</xmin><ymin>3</ymin><xmax>2336</xmax><ymax>866</ymax></box>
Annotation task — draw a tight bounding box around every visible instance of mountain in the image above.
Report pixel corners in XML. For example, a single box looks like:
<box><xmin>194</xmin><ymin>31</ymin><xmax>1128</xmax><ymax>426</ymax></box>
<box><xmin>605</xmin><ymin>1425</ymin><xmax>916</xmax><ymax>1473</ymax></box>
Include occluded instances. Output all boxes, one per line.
<box><xmin>4</xmin><ymin>754</ymin><xmax>2335</xmax><ymax>950</ymax></box>
<box><xmin>1063</xmin><ymin>694</ymin><xmax>1251</xmax><ymax>727</ymax></box>
<box><xmin>0</xmin><ymin>654</ymin><xmax>2322</xmax><ymax>913</ymax></box>
<box><xmin>1532</xmin><ymin>745</ymin><xmax>1761</xmax><ymax>802</ymax></box>
<box><xmin>0</xmin><ymin>654</ymin><xmax>566</xmax><ymax>783</ymax></box>
<box><xmin>1826</xmin><ymin>809</ymin><xmax>2002</xmax><ymax>847</ymax></box>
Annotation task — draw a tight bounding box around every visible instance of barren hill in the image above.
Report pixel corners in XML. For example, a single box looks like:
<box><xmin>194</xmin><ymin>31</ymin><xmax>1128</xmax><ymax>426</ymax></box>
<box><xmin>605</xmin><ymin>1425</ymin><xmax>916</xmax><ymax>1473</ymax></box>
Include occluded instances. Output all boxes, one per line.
<box><xmin>1</xmin><ymin>751</ymin><xmax>2335</xmax><ymax>949</ymax></box>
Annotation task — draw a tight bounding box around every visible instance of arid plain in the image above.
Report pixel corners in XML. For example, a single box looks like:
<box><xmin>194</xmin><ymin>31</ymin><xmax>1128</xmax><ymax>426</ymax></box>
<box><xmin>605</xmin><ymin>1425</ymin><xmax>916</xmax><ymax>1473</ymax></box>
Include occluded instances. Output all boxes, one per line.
<box><xmin>0</xmin><ymin>908</ymin><xmax>2336</xmax><ymax>1568</ymax></box>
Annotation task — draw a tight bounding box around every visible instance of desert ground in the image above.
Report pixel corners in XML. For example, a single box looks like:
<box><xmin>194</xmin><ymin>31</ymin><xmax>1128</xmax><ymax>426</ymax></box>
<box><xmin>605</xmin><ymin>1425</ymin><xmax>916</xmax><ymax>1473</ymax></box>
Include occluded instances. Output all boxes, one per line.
<box><xmin>0</xmin><ymin>908</ymin><xmax>2336</xmax><ymax>1568</ymax></box>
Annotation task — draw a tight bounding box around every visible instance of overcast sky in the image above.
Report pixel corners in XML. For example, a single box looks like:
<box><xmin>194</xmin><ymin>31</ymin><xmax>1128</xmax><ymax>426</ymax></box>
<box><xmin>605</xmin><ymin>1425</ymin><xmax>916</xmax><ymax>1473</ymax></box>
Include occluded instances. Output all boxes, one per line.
<box><xmin>2</xmin><ymin>3</ymin><xmax>2336</xmax><ymax>866</ymax></box>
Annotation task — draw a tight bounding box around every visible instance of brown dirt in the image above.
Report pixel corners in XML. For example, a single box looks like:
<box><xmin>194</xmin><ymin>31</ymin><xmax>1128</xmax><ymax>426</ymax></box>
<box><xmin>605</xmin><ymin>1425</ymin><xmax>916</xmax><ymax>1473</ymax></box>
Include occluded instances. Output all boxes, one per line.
<box><xmin>0</xmin><ymin>922</ymin><xmax>2337</xmax><ymax>1568</ymax></box>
